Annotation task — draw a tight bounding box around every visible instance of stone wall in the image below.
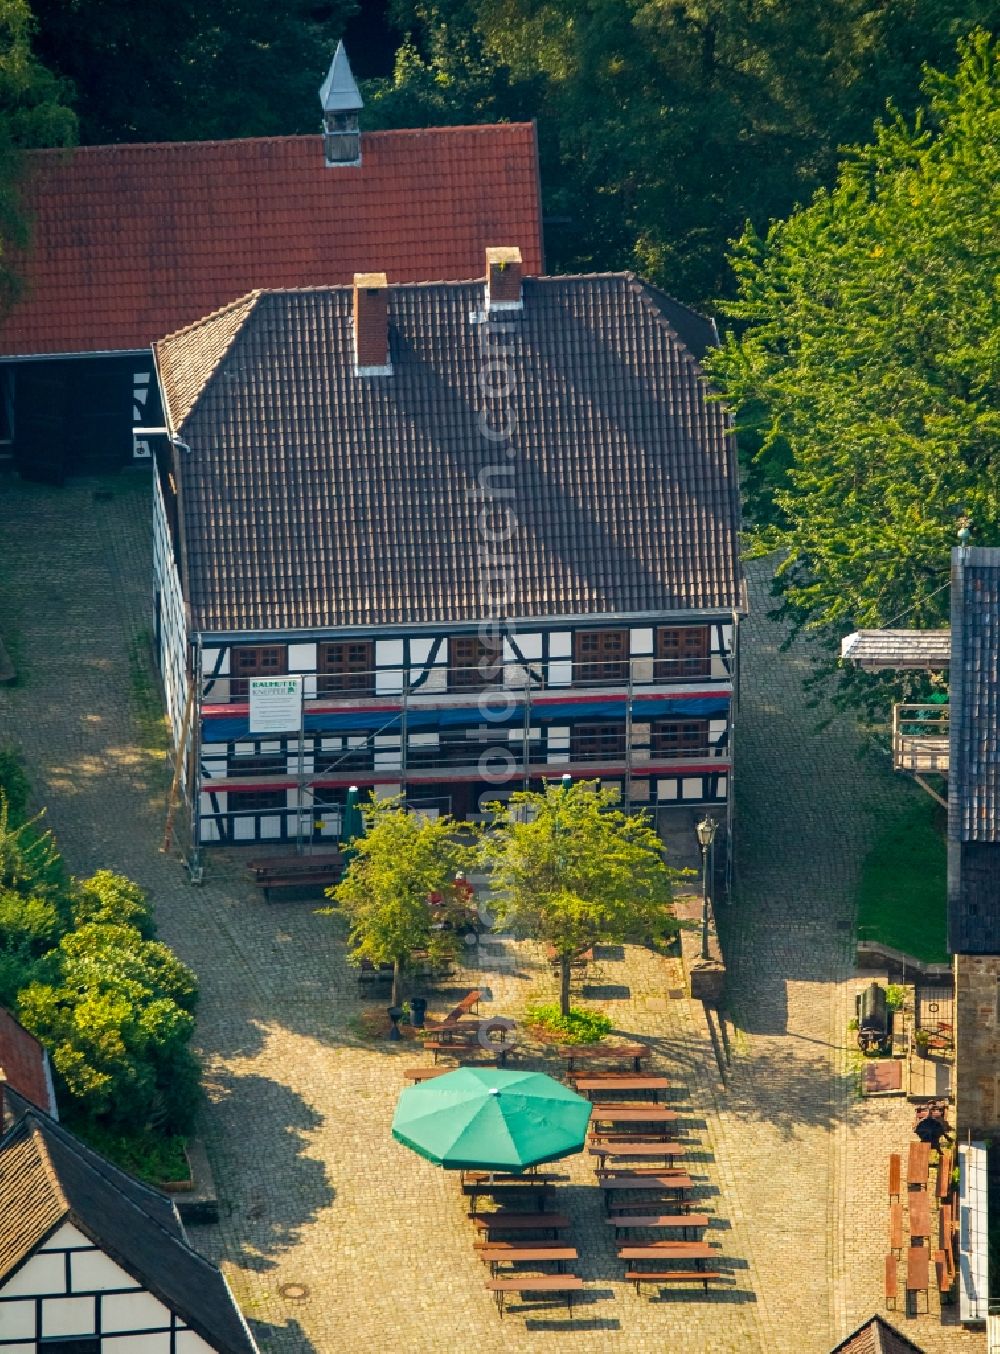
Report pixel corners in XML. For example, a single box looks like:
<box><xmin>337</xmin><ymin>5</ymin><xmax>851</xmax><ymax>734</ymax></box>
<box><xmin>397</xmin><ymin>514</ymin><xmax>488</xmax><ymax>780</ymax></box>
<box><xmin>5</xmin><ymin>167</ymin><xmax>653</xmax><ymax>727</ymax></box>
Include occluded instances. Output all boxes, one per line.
<box><xmin>955</xmin><ymin>951</ymin><xmax>1000</xmax><ymax>1136</ymax></box>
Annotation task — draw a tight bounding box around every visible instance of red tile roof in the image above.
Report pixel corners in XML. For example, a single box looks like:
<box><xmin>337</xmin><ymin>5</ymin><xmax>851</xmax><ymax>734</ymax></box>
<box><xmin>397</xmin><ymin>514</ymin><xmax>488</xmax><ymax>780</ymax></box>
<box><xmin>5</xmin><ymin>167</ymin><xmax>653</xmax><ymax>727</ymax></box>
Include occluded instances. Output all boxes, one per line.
<box><xmin>0</xmin><ymin>1008</ymin><xmax>56</xmax><ymax>1116</ymax></box>
<box><xmin>0</xmin><ymin>124</ymin><xmax>543</xmax><ymax>357</ymax></box>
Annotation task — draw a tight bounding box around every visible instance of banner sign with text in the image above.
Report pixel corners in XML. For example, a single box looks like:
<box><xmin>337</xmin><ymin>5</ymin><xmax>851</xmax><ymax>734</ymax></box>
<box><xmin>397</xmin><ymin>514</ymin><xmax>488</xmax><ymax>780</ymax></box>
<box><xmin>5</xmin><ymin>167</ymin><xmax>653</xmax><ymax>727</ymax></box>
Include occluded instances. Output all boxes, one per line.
<box><xmin>248</xmin><ymin>676</ymin><xmax>303</xmax><ymax>734</ymax></box>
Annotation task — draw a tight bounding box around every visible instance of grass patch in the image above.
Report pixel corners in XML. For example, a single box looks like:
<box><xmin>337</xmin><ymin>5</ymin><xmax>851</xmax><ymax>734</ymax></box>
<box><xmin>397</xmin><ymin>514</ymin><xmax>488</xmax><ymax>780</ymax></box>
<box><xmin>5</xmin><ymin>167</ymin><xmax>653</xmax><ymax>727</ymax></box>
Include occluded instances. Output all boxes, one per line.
<box><xmin>524</xmin><ymin>1002</ymin><xmax>613</xmax><ymax>1045</ymax></box>
<box><xmin>77</xmin><ymin>1123</ymin><xmax>190</xmax><ymax>1185</ymax></box>
<box><xmin>856</xmin><ymin>794</ymin><xmax>948</xmax><ymax>963</ymax></box>
<box><xmin>127</xmin><ymin>629</ymin><xmax>169</xmax><ymax>760</ymax></box>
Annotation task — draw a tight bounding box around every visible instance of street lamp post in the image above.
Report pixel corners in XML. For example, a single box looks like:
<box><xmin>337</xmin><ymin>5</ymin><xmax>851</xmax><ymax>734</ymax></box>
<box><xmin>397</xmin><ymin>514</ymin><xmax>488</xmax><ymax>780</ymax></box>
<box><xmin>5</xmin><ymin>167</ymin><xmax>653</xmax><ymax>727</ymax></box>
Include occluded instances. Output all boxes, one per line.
<box><xmin>696</xmin><ymin>815</ymin><xmax>718</xmax><ymax>961</ymax></box>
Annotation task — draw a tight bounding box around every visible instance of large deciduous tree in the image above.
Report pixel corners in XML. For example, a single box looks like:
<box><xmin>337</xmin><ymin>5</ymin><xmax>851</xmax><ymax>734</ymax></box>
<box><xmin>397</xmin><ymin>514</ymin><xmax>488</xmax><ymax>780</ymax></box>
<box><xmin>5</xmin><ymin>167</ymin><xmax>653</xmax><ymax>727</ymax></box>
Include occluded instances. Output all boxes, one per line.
<box><xmin>325</xmin><ymin>796</ymin><xmax>474</xmax><ymax>1007</ymax></box>
<box><xmin>368</xmin><ymin>0</ymin><xmax>993</xmax><ymax>309</ymax></box>
<box><xmin>478</xmin><ymin>781</ymin><xmax>679</xmax><ymax>1015</ymax></box>
<box><xmin>707</xmin><ymin>30</ymin><xmax>1000</xmax><ymax>709</ymax></box>
<box><xmin>0</xmin><ymin>0</ymin><xmax>75</xmax><ymax>308</ymax></box>
<box><xmin>29</xmin><ymin>0</ymin><xmax>358</xmax><ymax>144</ymax></box>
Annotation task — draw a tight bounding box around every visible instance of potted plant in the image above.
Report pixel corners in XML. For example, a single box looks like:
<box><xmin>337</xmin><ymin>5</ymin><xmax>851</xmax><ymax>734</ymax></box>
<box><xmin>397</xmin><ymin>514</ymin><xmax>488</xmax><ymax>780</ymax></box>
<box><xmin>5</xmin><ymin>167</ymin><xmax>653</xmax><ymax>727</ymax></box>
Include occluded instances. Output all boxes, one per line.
<box><xmin>914</xmin><ymin>1029</ymin><xmax>932</xmax><ymax>1058</ymax></box>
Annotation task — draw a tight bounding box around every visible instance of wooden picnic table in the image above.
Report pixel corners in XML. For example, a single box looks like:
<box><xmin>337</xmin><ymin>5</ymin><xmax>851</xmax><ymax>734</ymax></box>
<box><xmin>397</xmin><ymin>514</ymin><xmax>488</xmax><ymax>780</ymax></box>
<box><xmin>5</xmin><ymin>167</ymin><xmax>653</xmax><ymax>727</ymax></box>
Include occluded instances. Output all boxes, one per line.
<box><xmin>908</xmin><ymin>1141</ymin><xmax>931</xmax><ymax>1188</ymax></box>
<box><xmin>590</xmin><ymin>1105</ymin><xmax>678</xmax><ymax>1126</ymax></box>
<box><xmin>607</xmin><ymin>1213</ymin><xmax>708</xmax><ymax>1239</ymax></box>
<box><xmin>478</xmin><ymin>1246</ymin><xmax>579</xmax><ymax>1274</ymax></box>
<box><xmin>906</xmin><ymin>1245</ymin><xmax>929</xmax><ymax>1311</ymax></box>
<box><xmin>908</xmin><ymin>1191</ymin><xmax>931</xmax><ymax>1240</ymax></box>
<box><xmin>618</xmin><ymin>1242</ymin><xmax>714</xmax><ymax>1262</ymax></box>
<box><xmin>574</xmin><ymin>1076</ymin><xmax>669</xmax><ymax>1101</ymax></box>
<box><xmin>485</xmin><ymin>1275</ymin><xmax>584</xmax><ymax>1316</ymax></box>
<box><xmin>558</xmin><ymin>1043</ymin><xmax>647</xmax><ymax>1073</ymax></box>
<box><xmin>599</xmin><ymin>1173</ymin><xmax>692</xmax><ymax>1209</ymax></box>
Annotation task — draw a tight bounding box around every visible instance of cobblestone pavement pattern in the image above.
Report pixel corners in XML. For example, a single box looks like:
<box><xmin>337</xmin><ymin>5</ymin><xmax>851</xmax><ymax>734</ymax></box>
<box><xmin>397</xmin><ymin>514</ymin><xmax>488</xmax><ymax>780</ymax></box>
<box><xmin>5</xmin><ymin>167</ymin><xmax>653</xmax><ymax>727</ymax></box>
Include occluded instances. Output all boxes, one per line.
<box><xmin>0</xmin><ymin>476</ymin><xmax>984</xmax><ymax>1353</ymax></box>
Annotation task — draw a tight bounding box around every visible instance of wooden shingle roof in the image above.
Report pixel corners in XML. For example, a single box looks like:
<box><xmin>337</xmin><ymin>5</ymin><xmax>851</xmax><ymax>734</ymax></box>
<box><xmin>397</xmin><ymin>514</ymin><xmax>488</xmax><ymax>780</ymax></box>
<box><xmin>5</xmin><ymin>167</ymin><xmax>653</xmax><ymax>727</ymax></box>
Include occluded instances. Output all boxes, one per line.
<box><xmin>156</xmin><ymin>274</ymin><xmax>743</xmax><ymax>634</ymax></box>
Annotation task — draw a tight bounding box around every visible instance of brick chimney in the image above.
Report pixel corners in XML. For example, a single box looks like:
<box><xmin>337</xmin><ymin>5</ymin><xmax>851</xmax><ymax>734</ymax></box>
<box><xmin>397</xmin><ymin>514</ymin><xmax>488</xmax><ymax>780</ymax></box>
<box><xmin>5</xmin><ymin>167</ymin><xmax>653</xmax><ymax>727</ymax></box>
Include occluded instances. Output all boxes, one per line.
<box><xmin>485</xmin><ymin>247</ymin><xmax>523</xmax><ymax>313</ymax></box>
<box><xmin>353</xmin><ymin>273</ymin><xmax>391</xmax><ymax>374</ymax></box>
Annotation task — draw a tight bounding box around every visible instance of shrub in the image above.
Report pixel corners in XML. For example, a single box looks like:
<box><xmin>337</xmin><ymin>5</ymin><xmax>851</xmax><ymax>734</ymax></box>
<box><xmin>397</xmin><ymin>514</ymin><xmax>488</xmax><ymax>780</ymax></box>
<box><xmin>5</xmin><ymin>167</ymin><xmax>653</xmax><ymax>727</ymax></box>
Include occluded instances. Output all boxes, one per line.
<box><xmin>18</xmin><ymin>922</ymin><xmax>201</xmax><ymax>1134</ymax></box>
<box><xmin>885</xmin><ymin>984</ymin><xmax>907</xmax><ymax>1011</ymax></box>
<box><xmin>0</xmin><ymin>747</ymin><xmax>30</xmax><ymax>822</ymax></box>
<box><xmin>524</xmin><ymin>1002</ymin><xmax>614</xmax><ymax>1045</ymax></box>
<box><xmin>77</xmin><ymin>1123</ymin><xmax>190</xmax><ymax>1185</ymax></box>
<box><xmin>71</xmin><ymin>871</ymin><xmax>156</xmax><ymax>938</ymax></box>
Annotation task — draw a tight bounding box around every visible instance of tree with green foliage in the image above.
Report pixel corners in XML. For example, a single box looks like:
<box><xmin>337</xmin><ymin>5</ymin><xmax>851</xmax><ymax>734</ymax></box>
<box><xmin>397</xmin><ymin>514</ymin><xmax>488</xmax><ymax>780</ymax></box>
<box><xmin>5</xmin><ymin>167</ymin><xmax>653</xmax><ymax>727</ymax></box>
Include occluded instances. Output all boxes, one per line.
<box><xmin>707</xmin><ymin>30</ymin><xmax>1000</xmax><ymax>710</ymax></box>
<box><xmin>478</xmin><ymin>781</ymin><xmax>680</xmax><ymax>1015</ymax></box>
<box><xmin>18</xmin><ymin>920</ymin><xmax>200</xmax><ymax>1134</ymax></box>
<box><xmin>29</xmin><ymin>0</ymin><xmax>357</xmax><ymax>145</ymax></box>
<box><xmin>368</xmin><ymin>0</ymin><xmax>994</xmax><ymax>308</ymax></box>
<box><xmin>0</xmin><ymin>0</ymin><xmax>75</xmax><ymax>307</ymax></box>
<box><xmin>325</xmin><ymin>796</ymin><xmax>474</xmax><ymax>1007</ymax></box>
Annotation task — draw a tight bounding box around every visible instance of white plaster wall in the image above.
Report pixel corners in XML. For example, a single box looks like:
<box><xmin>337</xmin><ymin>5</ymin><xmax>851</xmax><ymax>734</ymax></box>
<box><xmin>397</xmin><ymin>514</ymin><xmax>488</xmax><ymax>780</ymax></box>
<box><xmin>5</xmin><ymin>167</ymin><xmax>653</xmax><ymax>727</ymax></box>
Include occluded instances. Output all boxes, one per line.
<box><xmin>0</xmin><ymin>1250</ymin><xmax>65</xmax><ymax>1298</ymax></box>
<box><xmin>101</xmin><ymin>1290</ymin><xmax>171</xmax><ymax>1333</ymax></box>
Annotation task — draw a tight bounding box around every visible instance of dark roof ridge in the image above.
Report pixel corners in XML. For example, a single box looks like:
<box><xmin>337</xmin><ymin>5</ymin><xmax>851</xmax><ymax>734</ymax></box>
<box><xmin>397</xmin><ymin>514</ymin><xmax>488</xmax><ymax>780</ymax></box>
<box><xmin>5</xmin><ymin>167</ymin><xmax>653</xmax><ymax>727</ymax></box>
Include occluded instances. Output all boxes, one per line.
<box><xmin>25</xmin><ymin>122</ymin><xmax>537</xmax><ymax>159</ymax></box>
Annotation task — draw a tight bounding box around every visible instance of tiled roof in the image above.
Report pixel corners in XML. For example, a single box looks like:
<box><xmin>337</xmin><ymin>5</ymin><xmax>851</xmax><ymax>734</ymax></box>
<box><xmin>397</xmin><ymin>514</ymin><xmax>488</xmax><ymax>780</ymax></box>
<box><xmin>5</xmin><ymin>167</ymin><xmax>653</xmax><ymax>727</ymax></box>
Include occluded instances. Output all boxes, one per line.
<box><xmin>0</xmin><ymin>1007</ymin><xmax>56</xmax><ymax>1115</ymax></box>
<box><xmin>829</xmin><ymin>1315</ymin><xmax>926</xmax><ymax>1354</ymax></box>
<box><xmin>840</xmin><ymin>629</ymin><xmax>951</xmax><ymax>672</ymax></box>
<box><xmin>948</xmin><ymin>547</ymin><xmax>1000</xmax><ymax>953</ymax></box>
<box><xmin>950</xmin><ymin>549</ymin><xmax>1000</xmax><ymax>845</ymax></box>
<box><xmin>0</xmin><ymin>1094</ymin><xmax>257</xmax><ymax>1353</ymax></box>
<box><xmin>0</xmin><ymin>124</ymin><xmax>543</xmax><ymax>357</ymax></box>
<box><xmin>156</xmin><ymin>274</ymin><xmax>744</xmax><ymax>633</ymax></box>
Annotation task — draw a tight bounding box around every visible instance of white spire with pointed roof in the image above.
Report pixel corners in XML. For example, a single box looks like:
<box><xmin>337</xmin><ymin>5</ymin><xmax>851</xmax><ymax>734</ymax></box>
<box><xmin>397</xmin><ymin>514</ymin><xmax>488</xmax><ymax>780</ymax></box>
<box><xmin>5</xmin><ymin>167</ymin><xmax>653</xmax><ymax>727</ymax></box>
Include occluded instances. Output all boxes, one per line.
<box><xmin>320</xmin><ymin>40</ymin><xmax>363</xmax><ymax>113</ymax></box>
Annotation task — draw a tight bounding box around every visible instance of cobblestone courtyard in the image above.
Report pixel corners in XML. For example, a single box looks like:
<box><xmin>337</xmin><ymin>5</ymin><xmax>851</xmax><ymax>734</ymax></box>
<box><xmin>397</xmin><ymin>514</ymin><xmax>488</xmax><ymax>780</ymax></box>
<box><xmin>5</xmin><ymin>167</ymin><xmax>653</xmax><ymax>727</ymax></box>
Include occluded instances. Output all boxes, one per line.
<box><xmin>0</xmin><ymin>474</ymin><xmax>985</xmax><ymax>1353</ymax></box>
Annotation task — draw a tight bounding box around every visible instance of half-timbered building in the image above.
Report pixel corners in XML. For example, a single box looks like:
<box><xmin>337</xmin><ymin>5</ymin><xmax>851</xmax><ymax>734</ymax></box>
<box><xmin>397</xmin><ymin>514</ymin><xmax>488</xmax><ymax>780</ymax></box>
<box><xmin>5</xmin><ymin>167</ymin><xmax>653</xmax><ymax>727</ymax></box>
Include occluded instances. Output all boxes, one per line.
<box><xmin>152</xmin><ymin>249</ymin><xmax>745</xmax><ymax>857</ymax></box>
<box><xmin>0</xmin><ymin>44</ymin><xmax>543</xmax><ymax>483</ymax></box>
<box><xmin>0</xmin><ymin>1092</ymin><xmax>258</xmax><ymax>1354</ymax></box>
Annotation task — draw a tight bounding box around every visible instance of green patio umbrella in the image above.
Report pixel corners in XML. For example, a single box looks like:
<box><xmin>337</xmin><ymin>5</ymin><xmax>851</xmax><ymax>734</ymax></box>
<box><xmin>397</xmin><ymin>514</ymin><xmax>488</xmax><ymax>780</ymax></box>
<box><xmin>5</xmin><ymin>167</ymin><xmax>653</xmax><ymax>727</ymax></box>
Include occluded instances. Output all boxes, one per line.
<box><xmin>391</xmin><ymin>1067</ymin><xmax>592</xmax><ymax>1172</ymax></box>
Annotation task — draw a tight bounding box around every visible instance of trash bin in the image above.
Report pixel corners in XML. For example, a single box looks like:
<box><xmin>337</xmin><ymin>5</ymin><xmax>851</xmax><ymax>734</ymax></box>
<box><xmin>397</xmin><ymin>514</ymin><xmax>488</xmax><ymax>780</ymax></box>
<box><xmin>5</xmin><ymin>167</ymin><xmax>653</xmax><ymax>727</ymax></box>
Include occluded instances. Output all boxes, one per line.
<box><xmin>409</xmin><ymin>996</ymin><xmax>428</xmax><ymax>1028</ymax></box>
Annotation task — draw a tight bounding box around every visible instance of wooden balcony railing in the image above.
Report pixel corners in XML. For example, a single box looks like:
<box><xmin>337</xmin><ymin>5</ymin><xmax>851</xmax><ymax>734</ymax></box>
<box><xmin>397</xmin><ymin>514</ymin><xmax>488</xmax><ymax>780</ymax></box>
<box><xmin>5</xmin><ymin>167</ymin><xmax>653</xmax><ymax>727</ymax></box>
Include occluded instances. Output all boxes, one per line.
<box><xmin>892</xmin><ymin>703</ymin><xmax>949</xmax><ymax>775</ymax></box>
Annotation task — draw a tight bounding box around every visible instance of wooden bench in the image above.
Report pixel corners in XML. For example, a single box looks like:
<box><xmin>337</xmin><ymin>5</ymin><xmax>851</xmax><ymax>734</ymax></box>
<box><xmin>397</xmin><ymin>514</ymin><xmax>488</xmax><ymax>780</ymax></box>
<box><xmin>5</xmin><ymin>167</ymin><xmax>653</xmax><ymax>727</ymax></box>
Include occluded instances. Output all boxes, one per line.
<box><xmin>889</xmin><ymin>1202</ymin><xmax>903</xmax><ymax>1255</ymax></box>
<box><xmin>589</xmin><ymin>1142</ymin><xmax>686</xmax><ymax>1167</ymax></box>
<box><xmin>357</xmin><ymin>958</ymin><xmax>394</xmax><ymax>989</ymax></box>
<box><xmin>940</xmin><ymin>1204</ymin><xmax>956</xmax><ymax>1281</ymax></box>
<box><xmin>888</xmin><ymin>1152</ymin><xmax>901</xmax><ymax>1202</ymax></box>
<box><xmin>884</xmin><ymin>1254</ymin><xmax>897</xmax><ymax>1310</ymax></box>
<box><xmin>463</xmin><ymin>1182</ymin><xmax>556</xmax><ymax>1211</ymax></box>
<box><xmin>473</xmin><ymin>1238</ymin><xmax>566</xmax><ymax>1252</ymax></box>
<box><xmin>478</xmin><ymin>1245</ymin><xmax>579</xmax><ymax>1274</ymax></box>
<box><xmin>425</xmin><ymin>1040</ymin><xmax>510</xmax><ymax>1067</ymax></box>
<box><xmin>607</xmin><ymin>1213</ymin><xmax>708</xmax><ymax>1239</ymax></box>
<box><xmin>546</xmin><ymin>944</ymin><xmax>593</xmax><ymax>969</ymax></box>
<box><xmin>590</xmin><ymin>1106</ymin><xmax>678</xmax><ymax>1126</ymax></box>
<box><xmin>558</xmin><ymin>1043</ymin><xmax>646</xmax><ymax>1073</ymax></box>
<box><xmin>249</xmin><ymin>853</ymin><xmax>344</xmax><ymax>903</ymax></box>
<box><xmin>937</xmin><ymin>1147</ymin><xmax>954</xmax><ymax>1200</ymax></box>
<box><xmin>471</xmin><ymin>1212</ymin><xmax>570</xmax><ymax>1238</ymax></box>
<box><xmin>934</xmin><ymin>1248</ymin><xmax>950</xmax><ymax>1294</ymax></box>
<box><xmin>405</xmin><ymin>1063</ymin><xmax>499</xmax><ymax>1082</ymax></box>
<box><xmin>485</xmin><ymin>1274</ymin><xmax>584</xmax><ymax>1316</ymax></box>
<box><xmin>599</xmin><ymin>1173</ymin><xmax>693</xmax><ymax>1209</ymax></box>
<box><xmin>625</xmin><ymin>1269</ymin><xmax>723</xmax><ymax>1295</ymax></box>
<box><xmin>446</xmin><ymin>989</ymin><xmax>483</xmax><ymax>1021</ymax></box>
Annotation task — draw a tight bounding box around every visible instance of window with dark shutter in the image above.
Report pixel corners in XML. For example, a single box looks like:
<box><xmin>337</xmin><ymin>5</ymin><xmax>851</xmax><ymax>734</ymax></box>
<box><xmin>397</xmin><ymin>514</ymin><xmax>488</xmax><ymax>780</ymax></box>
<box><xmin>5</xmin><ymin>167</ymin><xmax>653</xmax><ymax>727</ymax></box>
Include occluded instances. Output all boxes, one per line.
<box><xmin>318</xmin><ymin>640</ymin><xmax>375</xmax><ymax>695</ymax></box>
<box><xmin>573</xmin><ymin>629</ymin><xmax>629</xmax><ymax>685</ymax></box>
<box><xmin>570</xmin><ymin>722</ymin><xmax>627</xmax><ymax>761</ymax></box>
<box><xmin>651</xmin><ymin>719</ymin><xmax>709</xmax><ymax>757</ymax></box>
<box><xmin>449</xmin><ymin>636</ymin><xmax>502</xmax><ymax>690</ymax></box>
<box><xmin>230</xmin><ymin>644</ymin><xmax>288</xmax><ymax>698</ymax></box>
<box><xmin>655</xmin><ymin>627</ymin><xmax>710</xmax><ymax>680</ymax></box>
